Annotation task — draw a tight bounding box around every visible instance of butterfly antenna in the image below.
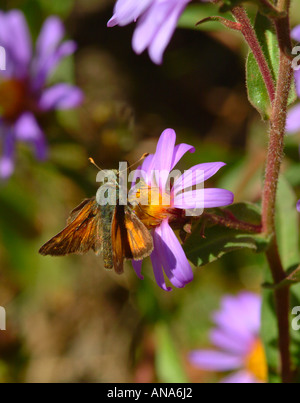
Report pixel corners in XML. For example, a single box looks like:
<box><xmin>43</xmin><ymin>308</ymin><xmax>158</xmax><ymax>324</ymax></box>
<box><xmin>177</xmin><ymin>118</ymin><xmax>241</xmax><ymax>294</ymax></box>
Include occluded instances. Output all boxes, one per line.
<box><xmin>119</xmin><ymin>153</ymin><xmax>150</xmax><ymax>174</ymax></box>
<box><xmin>89</xmin><ymin>158</ymin><xmax>103</xmax><ymax>171</ymax></box>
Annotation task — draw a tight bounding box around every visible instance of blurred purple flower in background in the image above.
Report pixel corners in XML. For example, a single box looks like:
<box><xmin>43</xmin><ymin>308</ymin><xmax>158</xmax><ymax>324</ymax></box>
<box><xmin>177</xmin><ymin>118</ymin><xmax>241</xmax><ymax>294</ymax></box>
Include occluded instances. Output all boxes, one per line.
<box><xmin>131</xmin><ymin>128</ymin><xmax>234</xmax><ymax>291</ymax></box>
<box><xmin>107</xmin><ymin>0</ymin><xmax>191</xmax><ymax>64</ymax></box>
<box><xmin>189</xmin><ymin>292</ymin><xmax>267</xmax><ymax>383</ymax></box>
<box><xmin>286</xmin><ymin>25</ymin><xmax>300</xmax><ymax>134</ymax></box>
<box><xmin>0</xmin><ymin>10</ymin><xmax>83</xmax><ymax>179</ymax></box>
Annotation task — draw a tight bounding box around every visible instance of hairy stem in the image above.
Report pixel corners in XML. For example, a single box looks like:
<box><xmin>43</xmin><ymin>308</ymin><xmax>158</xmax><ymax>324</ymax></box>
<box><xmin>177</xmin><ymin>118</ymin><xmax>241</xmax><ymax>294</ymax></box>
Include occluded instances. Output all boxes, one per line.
<box><xmin>261</xmin><ymin>0</ymin><xmax>293</xmax><ymax>383</ymax></box>
<box><xmin>232</xmin><ymin>6</ymin><xmax>276</xmax><ymax>103</ymax></box>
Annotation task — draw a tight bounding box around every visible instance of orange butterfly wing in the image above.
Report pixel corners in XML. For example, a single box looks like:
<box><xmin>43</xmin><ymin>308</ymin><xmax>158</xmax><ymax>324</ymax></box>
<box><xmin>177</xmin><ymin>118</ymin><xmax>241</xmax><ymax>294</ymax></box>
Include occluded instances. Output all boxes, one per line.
<box><xmin>39</xmin><ymin>198</ymin><xmax>102</xmax><ymax>256</ymax></box>
<box><xmin>111</xmin><ymin>205</ymin><xmax>153</xmax><ymax>274</ymax></box>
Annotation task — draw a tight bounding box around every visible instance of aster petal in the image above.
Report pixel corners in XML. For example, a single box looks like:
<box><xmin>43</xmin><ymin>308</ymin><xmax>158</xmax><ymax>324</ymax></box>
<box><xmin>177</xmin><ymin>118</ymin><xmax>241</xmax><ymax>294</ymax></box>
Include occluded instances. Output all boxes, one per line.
<box><xmin>295</xmin><ymin>70</ymin><xmax>300</xmax><ymax>97</ymax></box>
<box><xmin>292</xmin><ymin>25</ymin><xmax>300</xmax><ymax>42</ymax></box>
<box><xmin>236</xmin><ymin>292</ymin><xmax>261</xmax><ymax>334</ymax></box>
<box><xmin>140</xmin><ymin>153</ymin><xmax>155</xmax><ymax>185</ymax></box>
<box><xmin>152</xmin><ymin>128</ymin><xmax>176</xmax><ymax>191</ymax></box>
<box><xmin>33</xmin><ymin>40</ymin><xmax>77</xmax><ymax>90</ymax></box>
<box><xmin>0</xmin><ymin>10</ymin><xmax>32</xmax><ymax>78</ymax></box>
<box><xmin>221</xmin><ymin>370</ymin><xmax>259</xmax><ymax>384</ymax></box>
<box><xmin>297</xmin><ymin>200</ymin><xmax>300</xmax><ymax>212</ymax></box>
<box><xmin>212</xmin><ymin>296</ymin><xmax>257</xmax><ymax>346</ymax></box>
<box><xmin>173</xmin><ymin>162</ymin><xmax>226</xmax><ymax>195</ymax></box>
<box><xmin>173</xmin><ymin>188</ymin><xmax>234</xmax><ymax>209</ymax></box>
<box><xmin>155</xmin><ymin>220</ymin><xmax>193</xmax><ymax>287</ymax></box>
<box><xmin>150</xmin><ymin>240</ymin><xmax>172</xmax><ymax>292</ymax></box>
<box><xmin>132</xmin><ymin>260</ymin><xmax>144</xmax><ymax>280</ymax></box>
<box><xmin>35</xmin><ymin>17</ymin><xmax>65</xmax><ymax>63</ymax></box>
<box><xmin>0</xmin><ymin>13</ymin><xmax>12</xmax><ymax>77</ymax></box>
<box><xmin>132</xmin><ymin>1</ymin><xmax>189</xmax><ymax>64</ymax></box>
<box><xmin>148</xmin><ymin>1</ymin><xmax>190</xmax><ymax>65</ymax></box>
<box><xmin>171</xmin><ymin>143</ymin><xmax>195</xmax><ymax>170</ymax></box>
<box><xmin>14</xmin><ymin>113</ymin><xmax>47</xmax><ymax>160</ymax></box>
<box><xmin>108</xmin><ymin>0</ymin><xmax>153</xmax><ymax>27</ymax></box>
<box><xmin>210</xmin><ymin>329</ymin><xmax>250</xmax><ymax>356</ymax></box>
<box><xmin>0</xmin><ymin>127</ymin><xmax>15</xmax><ymax>179</ymax></box>
<box><xmin>286</xmin><ymin>104</ymin><xmax>300</xmax><ymax>134</ymax></box>
<box><xmin>38</xmin><ymin>84</ymin><xmax>84</xmax><ymax>111</ymax></box>
<box><xmin>189</xmin><ymin>350</ymin><xmax>243</xmax><ymax>371</ymax></box>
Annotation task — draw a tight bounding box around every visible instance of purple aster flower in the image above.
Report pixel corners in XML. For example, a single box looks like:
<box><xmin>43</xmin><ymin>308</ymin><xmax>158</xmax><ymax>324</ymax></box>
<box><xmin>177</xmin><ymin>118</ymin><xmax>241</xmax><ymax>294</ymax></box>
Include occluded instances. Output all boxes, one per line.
<box><xmin>0</xmin><ymin>10</ymin><xmax>83</xmax><ymax>179</ymax></box>
<box><xmin>107</xmin><ymin>0</ymin><xmax>192</xmax><ymax>64</ymax></box>
<box><xmin>297</xmin><ymin>200</ymin><xmax>300</xmax><ymax>212</ymax></box>
<box><xmin>189</xmin><ymin>292</ymin><xmax>267</xmax><ymax>383</ymax></box>
<box><xmin>130</xmin><ymin>128</ymin><xmax>234</xmax><ymax>291</ymax></box>
<box><xmin>287</xmin><ymin>25</ymin><xmax>300</xmax><ymax>134</ymax></box>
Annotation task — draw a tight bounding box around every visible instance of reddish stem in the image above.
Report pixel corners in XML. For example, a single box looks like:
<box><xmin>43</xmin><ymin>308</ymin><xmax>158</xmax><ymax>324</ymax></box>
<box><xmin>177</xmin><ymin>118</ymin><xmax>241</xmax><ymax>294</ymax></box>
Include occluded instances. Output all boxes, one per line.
<box><xmin>261</xmin><ymin>0</ymin><xmax>293</xmax><ymax>383</ymax></box>
<box><xmin>232</xmin><ymin>6</ymin><xmax>276</xmax><ymax>104</ymax></box>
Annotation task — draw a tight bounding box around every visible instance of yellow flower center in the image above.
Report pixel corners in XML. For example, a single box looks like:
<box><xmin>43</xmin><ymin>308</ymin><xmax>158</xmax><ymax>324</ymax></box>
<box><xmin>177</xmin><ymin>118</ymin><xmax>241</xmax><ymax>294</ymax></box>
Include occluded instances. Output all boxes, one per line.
<box><xmin>245</xmin><ymin>339</ymin><xmax>268</xmax><ymax>383</ymax></box>
<box><xmin>130</xmin><ymin>182</ymin><xmax>182</xmax><ymax>228</ymax></box>
<box><xmin>0</xmin><ymin>79</ymin><xmax>27</xmax><ymax>122</ymax></box>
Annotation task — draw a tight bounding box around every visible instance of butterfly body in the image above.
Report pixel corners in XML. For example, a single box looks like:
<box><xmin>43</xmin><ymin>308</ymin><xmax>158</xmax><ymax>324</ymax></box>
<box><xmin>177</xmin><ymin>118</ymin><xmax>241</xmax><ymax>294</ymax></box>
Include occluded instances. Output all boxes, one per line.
<box><xmin>39</xmin><ymin>170</ymin><xmax>153</xmax><ymax>274</ymax></box>
<box><xmin>99</xmin><ymin>202</ymin><xmax>115</xmax><ymax>270</ymax></box>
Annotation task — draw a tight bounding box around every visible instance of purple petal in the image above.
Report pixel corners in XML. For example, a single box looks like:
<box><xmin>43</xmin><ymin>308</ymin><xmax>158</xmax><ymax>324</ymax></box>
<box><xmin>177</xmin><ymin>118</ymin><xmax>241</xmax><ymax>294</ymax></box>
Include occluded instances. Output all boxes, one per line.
<box><xmin>36</xmin><ymin>17</ymin><xmax>65</xmax><ymax>62</ymax></box>
<box><xmin>0</xmin><ymin>127</ymin><xmax>15</xmax><ymax>179</ymax></box>
<box><xmin>147</xmin><ymin>1</ymin><xmax>190</xmax><ymax>64</ymax></box>
<box><xmin>32</xmin><ymin>40</ymin><xmax>77</xmax><ymax>91</ymax></box>
<box><xmin>154</xmin><ymin>220</ymin><xmax>193</xmax><ymax>287</ymax></box>
<box><xmin>221</xmin><ymin>370</ymin><xmax>259</xmax><ymax>384</ymax></box>
<box><xmin>286</xmin><ymin>104</ymin><xmax>300</xmax><ymax>134</ymax></box>
<box><xmin>295</xmin><ymin>70</ymin><xmax>300</xmax><ymax>98</ymax></box>
<box><xmin>39</xmin><ymin>84</ymin><xmax>83</xmax><ymax>111</ymax></box>
<box><xmin>297</xmin><ymin>200</ymin><xmax>300</xmax><ymax>212</ymax></box>
<box><xmin>0</xmin><ymin>10</ymin><xmax>32</xmax><ymax>78</ymax></box>
<box><xmin>189</xmin><ymin>350</ymin><xmax>243</xmax><ymax>371</ymax></box>
<box><xmin>107</xmin><ymin>0</ymin><xmax>153</xmax><ymax>27</ymax></box>
<box><xmin>292</xmin><ymin>25</ymin><xmax>300</xmax><ymax>42</ymax></box>
<box><xmin>171</xmin><ymin>143</ymin><xmax>195</xmax><ymax>170</ymax></box>
<box><xmin>132</xmin><ymin>260</ymin><xmax>144</xmax><ymax>280</ymax></box>
<box><xmin>235</xmin><ymin>292</ymin><xmax>261</xmax><ymax>333</ymax></box>
<box><xmin>212</xmin><ymin>295</ymin><xmax>258</xmax><ymax>346</ymax></box>
<box><xmin>132</xmin><ymin>0</ymin><xmax>190</xmax><ymax>64</ymax></box>
<box><xmin>150</xmin><ymin>240</ymin><xmax>172</xmax><ymax>292</ymax></box>
<box><xmin>152</xmin><ymin>128</ymin><xmax>176</xmax><ymax>191</ymax></box>
<box><xmin>140</xmin><ymin>153</ymin><xmax>155</xmax><ymax>186</ymax></box>
<box><xmin>173</xmin><ymin>188</ymin><xmax>234</xmax><ymax>209</ymax></box>
<box><xmin>14</xmin><ymin>113</ymin><xmax>48</xmax><ymax>160</ymax></box>
<box><xmin>173</xmin><ymin>162</ymin><xmax>226</xmax><ymax>195</ymax></box>
<box><xmin>210</xmin><ymin>329</ymin><xmax>250</xmax><ymax>356</ymax></box>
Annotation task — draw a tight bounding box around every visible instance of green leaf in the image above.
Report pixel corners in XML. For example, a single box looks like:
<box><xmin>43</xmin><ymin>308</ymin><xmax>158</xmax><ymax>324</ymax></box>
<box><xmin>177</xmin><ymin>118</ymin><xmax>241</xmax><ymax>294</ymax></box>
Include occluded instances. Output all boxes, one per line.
<box><xmin>276</xmin><ymin>177</ymin><xmax>300</xmax><ymax>377</ymax></box>
<box><xmin>290</xmin><ymin>286</ymin><xmax>300</xmax><ymax>376</ymax></box>
<box><xmin>246</xmin><ymin>13</ymin><xmax>297</xmax><ymax>120</ymax></box>
<box><xmin>262</xmin><ymin>176</ymin><xmax>300</xmax><ymax>381</ymax></box>
<box><xmin>263</xmin><ymin>265</ymin><xmax>300</xmax><ymax>290</ymax></box>
<box><xmin>276</xmin><ymin>176</ymin><xmax>300</xmax><ymax>270</ymax></box>
<box><xmin>155</xmin><ymin>323</ymin><xmax>188</xmax><ymax>383</ymax></box>
<box><xmin>261</xmin><ymin>281</ymin><xmax>281</xmax><ymax>383</ymax></box>
<box><xmin>220</xmin><ymin>0</ymin><xmax>286</xmax><ymax>19</ymax></box>
<box><xmin>178</xmin><ymin>4</ymin><xmax>233</xmax><ymax>31</ymax></box>
<box><xmin>184</xmin><ymin>202</ymin><xmax>269</xmax><ymax>267</ymax></box>
<box><xmin>246</xmin><ymin>12</ymin><xmax>277</xmax><ymax>120</ymax></box>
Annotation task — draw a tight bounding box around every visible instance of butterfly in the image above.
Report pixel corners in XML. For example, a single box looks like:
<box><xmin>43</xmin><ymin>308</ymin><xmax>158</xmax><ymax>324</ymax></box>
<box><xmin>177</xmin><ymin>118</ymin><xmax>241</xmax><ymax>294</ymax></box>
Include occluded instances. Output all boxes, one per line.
<box><xmin>39</xmin><ymin>161</ymin><xmax>154</xmax><ymax>274</ymax></box>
